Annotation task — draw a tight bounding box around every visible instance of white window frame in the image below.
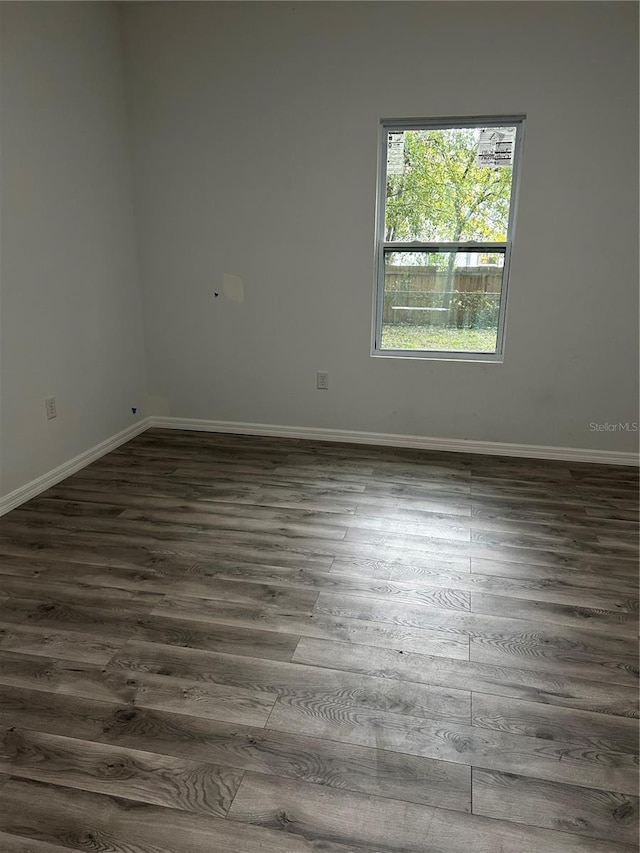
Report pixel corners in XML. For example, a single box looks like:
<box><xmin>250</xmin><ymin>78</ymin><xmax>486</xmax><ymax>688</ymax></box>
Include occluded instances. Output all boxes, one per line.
<box><xmin>372</xmin><ymin>115</ymin><xmax>525</xmax><ymax>362</ymax></box>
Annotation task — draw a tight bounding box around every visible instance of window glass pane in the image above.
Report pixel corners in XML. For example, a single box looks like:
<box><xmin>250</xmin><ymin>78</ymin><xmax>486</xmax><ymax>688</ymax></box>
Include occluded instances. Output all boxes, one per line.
<box><xmin>385</xmin><ymin>127</ymin><xmax>516</xmax><ymax>243</ymax></box>
<box><xmin>380</xmin><ymin>249</ymin><xmax>505</xmax><ymax>353</ymax></box>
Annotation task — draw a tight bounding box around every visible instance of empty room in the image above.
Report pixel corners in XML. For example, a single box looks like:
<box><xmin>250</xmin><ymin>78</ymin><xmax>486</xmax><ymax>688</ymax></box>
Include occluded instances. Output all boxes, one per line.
<box><xmin>0</xmin><ymin>0</ymin><xmax>638</xmax><ymax>850</ymax></box>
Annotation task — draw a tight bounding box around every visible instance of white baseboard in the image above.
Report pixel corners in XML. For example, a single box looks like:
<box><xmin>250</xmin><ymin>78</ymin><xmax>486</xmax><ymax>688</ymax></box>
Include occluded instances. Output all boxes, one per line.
<box><xmin>0</xmin><ymin>418</ymin><xmax>152</xmax><ymax>517</ymax></box>
<box><xmin>1</xmin><ymin>414</ymin><xmax>634</xmax><ymax>517</ymax></box>
<box><xmin>150</xmin><ymin>417</ymin><xmax>639</xmax><ymax>467</ymax></box>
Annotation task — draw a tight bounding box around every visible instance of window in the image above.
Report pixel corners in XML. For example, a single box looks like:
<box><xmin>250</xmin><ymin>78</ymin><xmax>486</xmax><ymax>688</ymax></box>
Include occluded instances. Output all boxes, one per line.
<box><xmin>373</xmin><ymin>116</ymin><xmax>524</xmax><ymax>361</ymax></box>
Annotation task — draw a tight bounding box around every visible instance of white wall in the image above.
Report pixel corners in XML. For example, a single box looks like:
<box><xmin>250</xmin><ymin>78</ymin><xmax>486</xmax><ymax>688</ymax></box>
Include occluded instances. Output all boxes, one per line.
<box><xmin>0</xmin><ymin>2</ymin><xmax>148</xmax><ymax>497</ymax></box>
<box><xmin>123</xmin><ymin>1</ymin><xmax>638</xmax><ymax>454</ymax></box>
<box><xmin>1</xmin><ymin>1</ymin><xmax>636</xmax><ymax>492</ymax></box>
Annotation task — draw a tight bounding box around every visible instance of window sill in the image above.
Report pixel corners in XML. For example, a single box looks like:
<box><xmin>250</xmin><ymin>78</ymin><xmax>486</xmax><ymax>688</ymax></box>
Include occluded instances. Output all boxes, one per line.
<box><xmin>370</xmin><ymin>349</ymin><xmax>504</xmax><ymax>364</ymax></box>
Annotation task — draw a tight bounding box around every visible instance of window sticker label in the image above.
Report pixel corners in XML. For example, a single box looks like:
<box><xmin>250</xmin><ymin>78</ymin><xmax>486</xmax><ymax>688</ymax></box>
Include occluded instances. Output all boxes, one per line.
<box><xmin>387</xmin><ymin>131</ymin><xmax>405</xmax><ymax>175</ymax></box>
<box><xmin>476</xmin><ymin>128</ymin><xmax>516</xmax><ymax>167</ymax></box>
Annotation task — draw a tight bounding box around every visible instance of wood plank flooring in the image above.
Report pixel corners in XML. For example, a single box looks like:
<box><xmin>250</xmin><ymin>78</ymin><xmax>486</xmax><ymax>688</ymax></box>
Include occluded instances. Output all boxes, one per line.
<box><xmin>0</xmin><ymin>428</ymin><xmax>637</xmax><ymax>851</ymax></box>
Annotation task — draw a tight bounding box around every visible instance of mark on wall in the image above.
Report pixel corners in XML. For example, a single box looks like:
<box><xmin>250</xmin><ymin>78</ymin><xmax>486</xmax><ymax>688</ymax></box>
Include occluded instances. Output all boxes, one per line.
<box><xmin>222</xmin><ymin>274</ymin><xmax>245</xmax><ymax>304</ymax></box>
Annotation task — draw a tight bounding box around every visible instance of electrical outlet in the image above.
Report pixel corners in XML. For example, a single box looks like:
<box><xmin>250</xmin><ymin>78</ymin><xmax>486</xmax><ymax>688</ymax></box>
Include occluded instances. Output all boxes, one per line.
<box><xmin>45</xmin><ymin>397</ymin><xmax>57</xmax><ymax>420</ymax></box>
<box><xmin>316</xmin><ymin>371</ymin><xmax>329</xmax><ymax>390</ymax></box>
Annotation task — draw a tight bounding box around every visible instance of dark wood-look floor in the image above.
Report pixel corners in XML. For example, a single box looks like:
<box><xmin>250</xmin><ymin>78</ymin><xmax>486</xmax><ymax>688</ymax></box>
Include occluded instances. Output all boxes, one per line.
<box><xmin>0</xmin><ymin>429</ymin><xmax>637</xmax><ymax>852</ymax></box>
